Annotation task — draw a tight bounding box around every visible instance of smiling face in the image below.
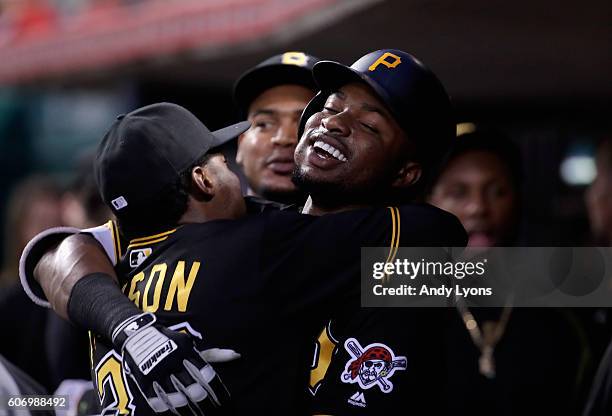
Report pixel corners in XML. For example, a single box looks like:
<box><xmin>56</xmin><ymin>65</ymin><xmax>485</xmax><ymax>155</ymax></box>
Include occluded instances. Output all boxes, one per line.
<box><xmin>236</xmin><ymin>84</ymin><xmax>314</xmax><ymax>203</ymax></box>
<box><xmin>293</xmin><ymin>82</ymin><xmax>420</xmax><ymax>209</ymax></box>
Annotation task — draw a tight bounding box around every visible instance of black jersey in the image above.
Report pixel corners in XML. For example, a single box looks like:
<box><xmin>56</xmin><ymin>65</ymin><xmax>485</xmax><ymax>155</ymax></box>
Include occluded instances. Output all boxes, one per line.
<box><xmin>89</xmin><ymin>204</ymin><xmax>465</xmax><ymax>415</ymax></box>
<box><xmin>309</xmin><ymin>308</ymin><xmax>452</xmax><ymax>414</ymax></box>
<box><xmin>309</xmin><ymin>206</ymin><xmax>467</xmax><ymax>415</ymax></box>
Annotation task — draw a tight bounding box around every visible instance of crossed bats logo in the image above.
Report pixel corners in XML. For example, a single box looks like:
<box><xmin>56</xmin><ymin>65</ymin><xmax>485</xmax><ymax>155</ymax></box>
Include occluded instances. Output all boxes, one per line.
<box><xmin>341</xmin><ymin>338</ymin><xmax>407</xmax><ymax>393</ymax></box>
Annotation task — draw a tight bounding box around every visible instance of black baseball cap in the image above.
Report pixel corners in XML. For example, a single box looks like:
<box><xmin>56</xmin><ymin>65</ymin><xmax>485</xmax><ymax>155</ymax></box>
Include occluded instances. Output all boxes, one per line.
<box><xmin>94</xmin><ymin>102</ymin><xmax>250</xmax><ymax>214</ymax></box>
<box><xmin>299</xmin><ymin>49</ymin><xmax>454</xmax><ymax>170</ymax></box>
<box><xmin>233</xmin><ymin>51</ymin><xmax>320</xmax><ymax>116</ymax></box>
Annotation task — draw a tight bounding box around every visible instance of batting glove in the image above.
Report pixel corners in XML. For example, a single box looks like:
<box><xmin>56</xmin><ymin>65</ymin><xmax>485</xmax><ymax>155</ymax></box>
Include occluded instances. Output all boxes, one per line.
<box><xmin>112</xmin><ymin>313</ymin><xmax>239</xmax><ymax>415</ymax></box>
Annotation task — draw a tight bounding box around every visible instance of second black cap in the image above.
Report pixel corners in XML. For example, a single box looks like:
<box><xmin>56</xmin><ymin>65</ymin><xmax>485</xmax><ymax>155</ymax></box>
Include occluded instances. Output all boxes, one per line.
<box><xmin>233</xmin><ymin>51</ymin><xmax>320</xmax><ymax>116</ymax></box>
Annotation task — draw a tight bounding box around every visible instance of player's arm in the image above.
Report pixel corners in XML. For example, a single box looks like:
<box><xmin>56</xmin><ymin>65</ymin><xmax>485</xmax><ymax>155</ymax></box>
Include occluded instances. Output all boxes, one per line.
<box><xmin>20</xmin><ymin>222</ymin><xmax>121</xmax><ymax>311</ymax></box>
<box><xmin>34</xmin><ymin>233</ymin><xmax>117</xmax><ymax>319</ymax></box>
<box><xmin>23</xmin><ymin>227</ymin><xmax>239</xmax><ymax>415</ymax></box>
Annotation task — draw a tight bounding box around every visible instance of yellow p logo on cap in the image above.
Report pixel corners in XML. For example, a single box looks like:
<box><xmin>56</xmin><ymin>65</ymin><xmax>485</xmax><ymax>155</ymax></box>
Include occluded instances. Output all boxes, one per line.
<box><xmin>368</xmin><ymin>52</ymin><xmax>402</xmax><ymax>72</ymax></box>
<box><xmin>282</xmin><ymin>52</ymin><xmax>308</xmax><ymax>67</ymax></box>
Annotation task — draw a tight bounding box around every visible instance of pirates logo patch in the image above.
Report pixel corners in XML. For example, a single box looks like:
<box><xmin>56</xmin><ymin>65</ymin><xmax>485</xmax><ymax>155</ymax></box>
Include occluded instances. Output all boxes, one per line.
<box><xmin>341</xmin><ymin>338</ymin><xmax>407</xmax><ymax>392</ymax></box>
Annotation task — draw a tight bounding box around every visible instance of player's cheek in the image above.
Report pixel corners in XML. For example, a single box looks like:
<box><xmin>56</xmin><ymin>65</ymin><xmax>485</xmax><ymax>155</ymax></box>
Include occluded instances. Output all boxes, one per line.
<box><xmin>242</xmin><ymin>132</ymin><xmax>268</xmax><ymax>161</ymax></box>
<box><xmin>293</xmin><ymin>141</ymin><xmax>307</xmax><ymax>165</ymax></box>
<box><xmin>303</xmin><ymin>111</ymin><xmax>324</xmax><ymax>134</ymax></box>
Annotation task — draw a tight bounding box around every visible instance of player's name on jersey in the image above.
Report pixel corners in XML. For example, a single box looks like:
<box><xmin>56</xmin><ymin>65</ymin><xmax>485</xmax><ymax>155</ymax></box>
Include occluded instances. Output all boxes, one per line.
<box><xmin>372</xmin><ymin>284</ymin><xmax>493</xmax><ymax>298</ymax></box>
<box><xmin>124</xmin><ymin>260</ymin><xmax>201</xmax><ymax>312</ymax></box>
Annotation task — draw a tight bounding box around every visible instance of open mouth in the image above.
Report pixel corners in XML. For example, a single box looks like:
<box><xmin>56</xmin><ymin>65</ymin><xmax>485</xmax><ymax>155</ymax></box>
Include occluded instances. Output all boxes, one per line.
<box><xmin>468</xmin><ymin>231</ymin><xmax>495</xmax><ymax>247</ymax></box>
<box><xmin>312</xmin><ymin>140</ymin><xmax>347</xmax><ymax>162</ymax></box>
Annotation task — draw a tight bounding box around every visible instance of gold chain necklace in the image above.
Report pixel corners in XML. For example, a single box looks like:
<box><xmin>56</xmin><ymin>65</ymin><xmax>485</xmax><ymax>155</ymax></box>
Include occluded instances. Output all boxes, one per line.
<box><xmin>455</xmin><ymin>296</ymin><xmax>514</xmax><ymax>379</ymax></box>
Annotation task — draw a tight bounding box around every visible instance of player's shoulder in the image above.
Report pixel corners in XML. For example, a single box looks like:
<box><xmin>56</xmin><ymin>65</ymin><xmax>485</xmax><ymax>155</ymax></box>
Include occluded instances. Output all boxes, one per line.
<box><xmin>397</xmin><ymin>203</ymin><xmax>463</xmax><ymax>226</ymax></box>
<box><xmin>172</xmin><ymin>209</ymin><xmax>306</xmax><ymax>244</ymax></box>
<box><xmin>319</xmin><ymin>202</ymin><xmax>462</xmax><ymax>229</ymax></box>
<box><xmin>394</xmin><ymin>203</ymin><xmax>467</xmax><ymax>245</ymax></box>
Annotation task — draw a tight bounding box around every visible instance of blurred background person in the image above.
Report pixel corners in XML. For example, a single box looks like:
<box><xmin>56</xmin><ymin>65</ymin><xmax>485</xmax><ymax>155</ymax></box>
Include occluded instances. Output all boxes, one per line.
<box><xmin>59</xmin><ymin>154</ymin><xmax>112</xmax><ymax>229</ymax></box>
<box><xmin>0</xmin><ymin>176</ymin><xmax>63</xmax><ymax>286</ymax></box>
<box><xmin>45</xmin><ymin>155</ymin><xmax>112</xmax><ymax>388</ymax></box>
<box><xmin>0</xmin><ymin>175</ymin><xmax>63</xmax><ymax>390</ymax></box>
<box><xmin>582</xmin><ymin>137</ymin><xmax>612</xmax><ymax>416</ymax></box>
<box><xmin>583</xmin><ymin>136</ymin><xmax>612</xmax><ymax>359</ymax></box>
<box><xmin>585</xmin><ymin>138</ymin><xmax>612</xmax><ymax>246</ymax></box>
<box><xmin>428</xmin><ymin>129</ymin><xmax>593</xmax><ymax>415</ymax></box>
<box><xmin>233</xmin><ymin>52</ymin><xmax>319</xmax><ymax>205</ymax></box>
<box><xmin>429</xmin><ymin>128</ymin><xmax>521</xmax><ymax>247</ymax></box>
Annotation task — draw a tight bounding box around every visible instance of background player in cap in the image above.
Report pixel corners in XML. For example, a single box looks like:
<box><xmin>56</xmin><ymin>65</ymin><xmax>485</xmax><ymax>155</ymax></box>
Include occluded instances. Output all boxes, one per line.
<box><xmin>428</xmin><ymin>130</ymin><xmax>589</xmax><ymax>415</ymax></box>
<box><xmin>233</xmin><ymin>52</ymin><xmax>319</xmax><ymax>204</ymax></box>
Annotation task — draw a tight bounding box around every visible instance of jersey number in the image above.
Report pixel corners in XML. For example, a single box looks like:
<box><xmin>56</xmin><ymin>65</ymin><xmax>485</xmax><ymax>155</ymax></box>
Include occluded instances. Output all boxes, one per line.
<box><xmin>310</xmin><ymin>323</ymin><xmax>337</xmax><ymax>392</ymax></box>
<box><xmin>95</xmin><ymin>351</ymin><xmax>135</xmax><ymax>415</ymax></box>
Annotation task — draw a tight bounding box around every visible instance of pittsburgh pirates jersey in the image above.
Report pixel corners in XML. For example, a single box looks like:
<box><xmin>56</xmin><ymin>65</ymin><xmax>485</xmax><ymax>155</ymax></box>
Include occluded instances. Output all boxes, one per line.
<box><xmin>89</xmin><ymin>204</ymin><xmax>465</xmax><ymax>415</ymax></box>
<box><xmin>310</xmin><ymin>309</ymin><xmax>451</xmax><ymax>415</ymax></box>
<box><xmin>309</xmin><ymin>206</ymin><xmax>466</xmax><ymax>415</ymax></box>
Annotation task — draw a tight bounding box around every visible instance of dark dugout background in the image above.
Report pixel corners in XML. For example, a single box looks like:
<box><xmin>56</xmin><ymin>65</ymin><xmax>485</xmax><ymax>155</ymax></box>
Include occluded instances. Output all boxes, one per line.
<box><xmin>0</xmin><ymin>0</ymin><xmax>610</xmax><ymax>264</ymax></box>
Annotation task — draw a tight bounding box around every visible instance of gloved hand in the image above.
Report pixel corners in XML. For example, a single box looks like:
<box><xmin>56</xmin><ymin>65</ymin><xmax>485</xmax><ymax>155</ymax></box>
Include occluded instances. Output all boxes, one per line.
<box><xmin>112</xmin><ymin>313</ymin><xmax>239</xmax><ymax>415</ymax></box>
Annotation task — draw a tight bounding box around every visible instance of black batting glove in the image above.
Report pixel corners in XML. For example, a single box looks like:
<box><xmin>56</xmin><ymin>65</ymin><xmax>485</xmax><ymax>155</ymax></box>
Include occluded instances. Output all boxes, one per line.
<box><xmin>112</xmin><ymin>313</ymin><xmax>239</xmax><ymax>415</ymax></box>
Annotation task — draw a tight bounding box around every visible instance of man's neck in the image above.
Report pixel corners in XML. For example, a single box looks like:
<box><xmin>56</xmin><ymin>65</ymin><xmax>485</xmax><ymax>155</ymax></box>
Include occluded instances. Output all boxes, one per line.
<box><xmin>249</xmin><ymin>186</ymin><xmax>303</xmax><ymax>206</ymax></box>
<box><xmin>300</xmin><ymin>196</ymin><xmax>369</xmax><ymax>216</ymax></box>
<box><xmin>178</xmin><ymin>200</ymin><xmax>241</xmax><ymax>225</ymax></box>
<box><xmin>178</xmin><ymin>211</ymin><xmax>214</xmax><ymax>225</ymax></box>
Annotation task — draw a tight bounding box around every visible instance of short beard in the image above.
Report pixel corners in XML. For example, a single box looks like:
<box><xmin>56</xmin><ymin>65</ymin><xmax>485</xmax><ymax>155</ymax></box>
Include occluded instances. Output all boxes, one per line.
<box><xmin>291</xmin><ymin>166</ymin><xmax>409</xmax><ymax>210</ymax></box>
<box><xmin>258</xmin><ymin>187</ymin><xmax>307</xmax><ymax>206</ymax></box>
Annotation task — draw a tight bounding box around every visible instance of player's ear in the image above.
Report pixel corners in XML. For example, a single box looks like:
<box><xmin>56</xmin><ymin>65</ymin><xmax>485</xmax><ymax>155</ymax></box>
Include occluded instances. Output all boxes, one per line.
<box><xmin>391</xmin><ymin>161</ymin><xmax>421</xmax><ymax>189</ymax></box>
<box><xmin>191</xmin><ymin>165</ymin><xmax>215</xmax><ymax>201</ymax></box>
<box><xmin>235</xmin><ymin>133</ymin><xmax>246</xmax><ymax>165</ymax></box>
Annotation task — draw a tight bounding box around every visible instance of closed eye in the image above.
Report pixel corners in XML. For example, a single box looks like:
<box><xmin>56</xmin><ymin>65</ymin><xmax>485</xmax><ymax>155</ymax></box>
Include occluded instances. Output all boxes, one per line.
<box><xmin>361</xmin><ymin>122</ymin><xmax>379</xmax><ymax>134</ymax></box>
<box><xmin>323</xmin><ymin>106</ymin><xmax>339</xmax><ymax>114</ymax></box>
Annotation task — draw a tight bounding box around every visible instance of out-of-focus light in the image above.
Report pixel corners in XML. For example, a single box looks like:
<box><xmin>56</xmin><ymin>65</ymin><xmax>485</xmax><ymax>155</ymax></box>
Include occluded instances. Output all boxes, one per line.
<box><xmin>457</xmin><ymin>122</ymin><xmax>476</xmax><ymax>136</ymax></box>
<box><xmin>560</xmin><ymin>155</ymin><xmax>596</xmax><ymax>186</ymax></box>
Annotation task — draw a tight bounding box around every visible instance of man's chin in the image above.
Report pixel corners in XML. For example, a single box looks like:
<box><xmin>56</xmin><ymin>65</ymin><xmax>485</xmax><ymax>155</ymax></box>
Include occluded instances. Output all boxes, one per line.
<box><xmin>292</xmin><ymin>167</ymin><xmax>338</xmax><ymax>192</ymax></box>
<box><xmin>467</xmin><ymin>233</ymin><xmax>497</xmax><ymax>248</ymax></box>
<box><xmin>291</xmin><ymin>168</ymin><xmax>377</xmax><ymax>208</ymax></box>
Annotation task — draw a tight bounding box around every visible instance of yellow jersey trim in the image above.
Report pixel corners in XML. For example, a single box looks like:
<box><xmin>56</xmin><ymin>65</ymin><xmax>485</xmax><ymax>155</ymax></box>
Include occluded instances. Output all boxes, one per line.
<box><xmin>128</xmin><ymin>236</ymin><xmax>169</xmax><ymax>249</ymax></box>
<box><xmin>385</xmin><ymin>206</ymin><xmax>401</xmax><ymax>263</ymax></box>
<box><xmin>129</xmin><ymin>229</ymin><xmax>176</xmax><ymax>244</ymax></box>
<box><xmin>111</xmin><ymin>220</ymin><xmax>122</xmax><ymax>258</ymax></box>
<box><xmin>391</xmin><ymin>206</ymin><xmax>400</xmax><ymax>261</ymax></box>
<box><xmin>382</xmin><ymin>207</ymin><xmax>401</xmax><ymax>282</ymax></box>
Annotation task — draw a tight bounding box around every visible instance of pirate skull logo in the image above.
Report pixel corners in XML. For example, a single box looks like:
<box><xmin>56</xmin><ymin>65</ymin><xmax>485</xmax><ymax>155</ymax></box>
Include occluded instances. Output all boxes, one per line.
<box><xmin>342</xmin><ymin>338</ymin><xmax>407</xmax><ymax>393</ymax></box>
<box><xmin>359</xmin><ymin>357</ymin><xmax>390</xmax><ymax>384</ymax></box>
